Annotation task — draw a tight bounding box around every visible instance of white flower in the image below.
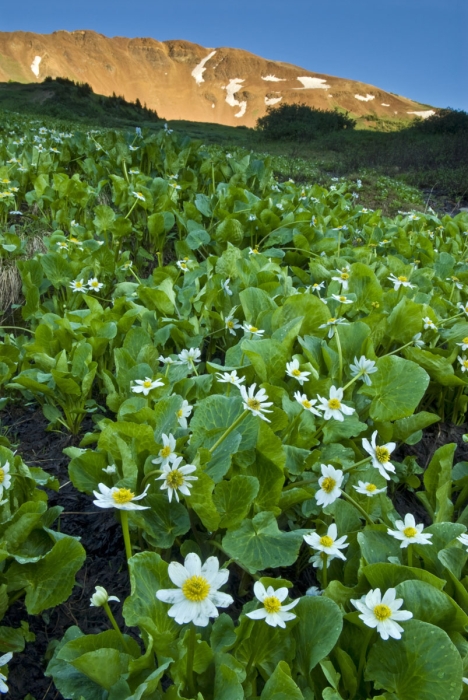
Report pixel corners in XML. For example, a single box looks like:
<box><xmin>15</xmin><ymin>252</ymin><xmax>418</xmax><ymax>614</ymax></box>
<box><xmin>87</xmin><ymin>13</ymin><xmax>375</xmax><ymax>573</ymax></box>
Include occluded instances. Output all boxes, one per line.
<box><xmin>90</xmin><ymin>585</ymin><xmax>120</xmax><ymax>607</ymax></box>
<box><xmin>156</xmin><ymin>456</ymin><xmax>198</xmax><ymax>502</ymax></box>
<box><xmin>132</xmin><ymin>191</ymin><xmax>145</xmax><ymax>201</ymax></box>
<box><xmin>388</xmin><ymin>273</ymin><xmax>414</xmax><ymax>291</ymax></box>
<box><xmin>240</xmin><ymin>383</ymin><xmax>273</xmax><ymax>422</ymax></box>
<box><xmin>316</xmin><ymin>386</ymin><xmax>355</xmax><ymax>422</ymax></box>
<box><xmin>92</xmin><ymin>483</ymin><xmax>150</xmax><ymax>510</ymax></box>
<box><xmin>423</xmin><ymin>316</ymin><xmax>437</xmax><ymax>330</ymax></box>
<box><xmin>309</xmin><ymin>281</ymin><xmax>325</xmax><ymax>293</ymax></box>
<box><xmin>222</xmin><ymin>278</ymin><xmax>233</xmax><ymax>296</ymax></box>
<box><xmin>351</xmin><ymin>588</ymin><xmax>412</xmax><ymax>640</ymax></box>
<box><xmin>456</xmin><ymin>337</ymin><xmax>468</xmax><ymax>351</ymax></box>
<box><xmin>0</xmin><ymin>462</ymin><xmax>12</xmax><ymax>498</ymax></box>
<box><xmin>294</xmin><ymin>391</ymin><xmax>321</xmax><ymax>416</ymax></box>
<box><xmin>177</xmin><ymin>260</ymin><xmax>190</xmax><ymax>272</ymax></box>
<box><xmin>56</xmin><ymin>241</ymin><xmax>68</xmax><ymax>250</ymax></box>
<box><xmin>457</xmin><ymin>533</ymin><xmax>468</xmax><ymax>551</ymax></box>
<box><xmin>129</xmin><ymin>168</ymin><xmax>140</xmax><ymax>174</ymax></box>
<box><xmin>306</xmin><ymin>586</ymin><xmax>322</xmax><ymax>596</ymax></box>
<box><xmin>331</xmin><ymin>293</ymin><xmax>353</xmax><ymax>305</ymax></box>
<box><xmin>88</xmin><ymin>277</ymin><xmax>104</xmax><ymax>292</ymax></box>
<box><xmin>249</xmin><ymin>247</ymin><xmax>260</xmax><ymax>255</ymax></box>
<box><xmin>319</xmin><ymin>316</ymin><xmax>348</xmax><ymax>338</ymax></box>
<box><xmin>447</xmin><ymin>276</ymin><xmax>463</xmax><ymax>290</ymax></box>
<box><xmin>387</xmin><ymin>513</ymin><xmax>433</xmax><ymax>548</ymax></box>
<box><xmin>304</xmin><ymin>522</ymin><xmax>348</xmax><ymax>559</ymax></box>
<box><xmin>224</xmin><ymin>313</ymin><xmax>242</xmax><ymax>335</ymax></box>
<box><xmin>152</xmin><ymin>433</ymin><xmax>177</xmax><ymax>466</ymax></box>
<box><xmin>349</xmin><ymin>356</ymin><xmax>378</xmax><ymax>385</ymax></box>
<box><xmin>248</xmin><ymin>214</ymin><xmax>256</xmax><ymax>221</ymax></box>
<box><xmin>216</xmin><ymin>370</ymin><xmax>245</xmax><ymax>387</ymax></box>
<box><xmin>412</xmin><ymin>332</ymin><xmax>425</xmax><ymax>348</ymax></box>
<box><xmin>314</xmin><ymin>464</ymin><xmax>344</xmax><ymax>507</ymax></box>
<box><xmin>286</xmin><ymin>359</ymin><xmax>311</xmax><ymax>385</ymax></box>
<box><xmin>177</xmin><ymin>348</ymin><xmax>202</xmax><ymax>368</ymax></box>
<box><xmin>458</xmin><ymin>356</ymin><xmax>468</xmax><ymax>373</ymax></box>
<box><xmin>246</xmin><ymin>582</ymin><xmax>299</xmax><ymax>628</ymax></box>
<box><xmin>331</xmin><ymin>269</ymin><xmax>350</xmax><ymax>290</ymax></box>
<box><xmin>102</xmin><ymin>465</ymin><xmax>117</xmax><ymax>475</ymax></box>
<box><xmin>159</xmin><ymin>355</ymin><xmax>175</xmax><ymax>365</ymax></box>
<box><xmin>177</xmin><ymin>400</ymin><xmax>193</xmax><ymax>429</ymax></box>
<box><xmin>362</xmin><ymin>431</ymin><xmax>396</xmax><ymax>480</ymax></box>
<box><xmin>70</xmin><ymin>279</ymin><xmax>87</xmax><ymax>293</ymax></box>
<box><xmin>353</xmin><ymin>481</ymin><xmax>387</xmax><ymax>497</ymax></box>
<box><xmin>132</xmin><ymin>377</ymin><xmax>164</xmax><ymax>395</ymax></box>
<box><xmin>242</xmin><ymin>323</ymin><xmax>264</xmax><ymax>336</ymax></box>
<box><xmin>0</xmin><ymin>652</ymin><xmax>12</xmax><ymax>694</ymax></box>
<box><xmin>309</xmin><ymin>551</ymin><xmax>336</xmax><ymax>569</ymax></box>
<box><xmin>156</xmin><ymin>553</ymin><xmax>233</xmax><ymax>626</ymax></box>
<box><xmin>459</xmin><ymin>303</ymin><xmax>468</xmax><ymax>316</ymax></box>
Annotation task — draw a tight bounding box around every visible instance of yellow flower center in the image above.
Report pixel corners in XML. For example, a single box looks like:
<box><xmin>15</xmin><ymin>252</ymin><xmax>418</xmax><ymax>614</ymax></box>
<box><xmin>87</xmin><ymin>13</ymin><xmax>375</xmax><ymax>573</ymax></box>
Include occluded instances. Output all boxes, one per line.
<box><xmin>373</xmin><ymin>604</ymin><xmax>392</xmax><ymax>621</ymax></box>
<box><xmin>302</xmin><ymin>399</ymin><xmax>312</xmax><ymax>409</ymax></box>
<box><xmin>75</xmin><ymin>281</ymin><xmax>83</xmax><ymax>288</ymax></box>
<box><xmin>328</xmin><ymin>317</ymin><xmax>337</xmax><ymax>324</ymax></box>
<box><xmin>0</xmin><ymin>469</ymin><xmax>4</xmax><ymax>484</ymax></box>
<box><xmin>397</xmin><ymin>276</ymin><xmax>408</xmax><ymax>282</ymax></box>
<box><xmin>143</xmin><ymin>380</ymin><xmax>153</xmax><ymax>388</ymax></box>
<box><xmin>463</xmin><ymin>361</ymin><xmax>468</xmax><ymax>369</ymax></box>
<box><xmin>249</xmin><ymin>326</ymin><xmax>258</xmax><ymax>332</ymax></box>
<box><xmin>365</xmin><ymin>483</ymin><xmax>377</xmax><ymax>492</ymax></box>
<box><xmin>182</xmin><ymin>575</ymin><xmax>210</xmax><ymax>602</ymax></box>
<box><xmin>252</xmin><ymin>248</ymin><xmax>259</xmax><ymax>254</ymax></box>
<box><xmin>321</xmin><ymin>477</ymin><xmax>336</xmax><ymax>494</ymax></box>
<box><xmin>452</xmin><ymin>276</ymin><xmax>459</xmax><ymax>281</ymax></box>
<box><xmin>90</xmin><ymin>281</ymin><xmax>99</xmax><ymax>288</ymax></box>
<box><xmin>263</xmin><ymin>596</ymin><xmax>282</xmax><ymax>614</ymax></box>
<box><xmin>372</xmin><ymin>302</ymin><xmax>380</xmax><ymax>308</ymax></box>
<box><xmin>247</xmin><ymin>398</ymin><xmax>261</xmax><ymax>411</ymax></box>
<box><xmin>227</xmin><ymin>321</ymin><xmax>234</xmax><ymax>328</ymax></box>
<box><xmin>403</xmin><ymin>526</ymin><xmax>418</xmax><ymax>538</ymax></box>
<box><xmin>112</xmin><ymin>488</ymin><xmax>134</xmax><ymax>504</ymax></box>
<box><xmin>177</xmin><ymin>409</ymin><xmax>183</xmax><ymax>418</ymax></box>
<box><xmin>328</xmin><ymin>398</ymin><xmax>341</xmax><ymax>410</ymax></box>
<box><xmin>375</xmin><ymin>446</ymin><xmax>390</xmax><ymax>463</ymax></box>
<box><xmin>136</xmin><ymin>192</ymin><xmax>143</xmax><ymax>198</ymax></box>
<box><xmin>70</xmin><ymin>237</ymin><xmax>79</xmax><ymax>243</ymax></box>
<box><xmin>166</xmin><ymin>469</ymin><xmax>184</xmax><ymax>489</ymax></box>
<box><xmin>180</xmin><ymin>263</ymin><xmax>187</xmax><ymax>269</ymax></box>
<box><xmin>340</xmin><ymin>273</ymin><xmax>349</xmax><ymax>280</ymax></box>
<box><xmin>160</xmin><ymin>446</ymin><xmax>172</xmax><ymax>458</ymax></box>
<box><xmin>339</xmin><ymin>296</ymin><xmax>347</xmax><ymax>302</ymax></box>
<box><xmin>292</xmin><ymin>368</ymin><xmax>301</xmax><ymax>376</ymax></box>
<box><xmin>320</xmin><ymin>535</ymin><xmax>334</xmax><ymax>547</ymax></box>
<box><xmin>463</xmin><ymin>337</ymin><xmax>468</xmax><ymax>344</ymax></box>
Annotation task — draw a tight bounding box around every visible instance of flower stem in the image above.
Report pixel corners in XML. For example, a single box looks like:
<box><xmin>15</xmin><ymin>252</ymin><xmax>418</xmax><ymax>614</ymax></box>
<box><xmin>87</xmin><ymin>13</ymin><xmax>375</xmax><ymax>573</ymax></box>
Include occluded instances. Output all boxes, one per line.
<box><xmin>343</xmin><ymin>456</ymin><xmax>371</xmax><ymax>473</ymax></box>
<box><xmin>120</xmin><ymin>510</ymin><xmax>133</xmax><ymax>561</ymax></box>
<box><xmin>322</xmin><ymin>553</ymin><xmax>328</xmax><ymax>589</ymax></box>
<box><xmin>407</xmin><ymin>543</ymin><xmax>413</xmax><ymax>567</ymax></box>
<box><xmin>103</xmin><ymin>602</ymin><xmax>130</xmax><ymax>653</ymax></box>
<box><xmin>342</xmin><ymin>373</ymin><xmax>361</xmax><ymax>392</ymax></box>
<box><xmin>209</xmin><ymin>410</ymin><xmax>248</xmax><ymax>454</ymax></box>
<box><xmin>186</xmin><ymin>623</ymin><xmax>197</xmax><ymax>697</ymax></box>
<box><xmin>335</xmin><ymin>326</ymin><xmax>343</xmax><ymax>385</ymax></box>
<box><xmin>341</xmin><ymin>491</ymin><xmax>375</xmax><ymax>525</ymax></box>
<box><xmin>357</xmin><ymin>627</ymin><xmax>374</xmax><ymax>688</ymax></box>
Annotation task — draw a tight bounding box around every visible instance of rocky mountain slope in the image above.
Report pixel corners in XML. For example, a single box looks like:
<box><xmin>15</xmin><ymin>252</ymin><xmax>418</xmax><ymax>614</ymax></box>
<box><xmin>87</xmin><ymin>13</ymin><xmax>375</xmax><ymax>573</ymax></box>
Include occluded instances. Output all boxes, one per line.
<box><xmin>0</xmin><ymin>30</ymin><xmax>434</xmax><ymax>127</ymax></box>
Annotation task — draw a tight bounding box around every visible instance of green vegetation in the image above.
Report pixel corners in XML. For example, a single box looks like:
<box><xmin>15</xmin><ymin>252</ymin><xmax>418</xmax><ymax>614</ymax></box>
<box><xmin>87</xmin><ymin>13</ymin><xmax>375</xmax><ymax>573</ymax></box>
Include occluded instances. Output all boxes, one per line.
<box><xmin>256</xmin><ymin>102</ymin><xmax>356</xmax><ymax>140</ymax></box>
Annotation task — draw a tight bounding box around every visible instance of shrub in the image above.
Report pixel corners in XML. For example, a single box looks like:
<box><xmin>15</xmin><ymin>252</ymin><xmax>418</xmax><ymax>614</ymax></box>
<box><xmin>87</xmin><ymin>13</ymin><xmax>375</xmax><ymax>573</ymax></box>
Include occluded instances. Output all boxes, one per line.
<box><xmin>411</xmin><ymin>108</ymin><xmax>468</xmax><ymax>134</ymax></box>
<box><xmin>256</xmin><ymin>102</ymin><xmax>356</xmax><ymax>140</ymax></box>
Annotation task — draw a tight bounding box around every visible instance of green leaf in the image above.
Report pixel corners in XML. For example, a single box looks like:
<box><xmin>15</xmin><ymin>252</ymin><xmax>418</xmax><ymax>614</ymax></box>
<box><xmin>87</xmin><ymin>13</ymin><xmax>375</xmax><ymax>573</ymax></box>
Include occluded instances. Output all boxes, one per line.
<box><xmin>130</xmin><ymin>494</ymin><xmax>190</xmax><ymax>548</ymax></box>
<box><xmin>395</xmin><ymin>579</ymin><xmax>468</xmax><ymax>635</ymax></box>
<box><xmin>386</xmin><ymin>297</ymin><xmax>423</xmax><ymax>343</ymax></box>
<box><xmin>222</xmin><ymin>511</ymin><xmax>305</xmax><ymax>574</ymax></box>
<box><xmin>363</xmin><ymin>356</ymin><xmax>430</xmax><ymax>421</ymax></box>
<box><xmin>260</xmin><ymin>661</ymin><xmax>304</xmax><ymax>700</ymax></box>
<box><xmin>213</xmin><ymin>475</ymin><xmax>259</xmax><ymax>529</ymax></box>
<box><xmin>392</xmin><ymin>411</ymin><xmax>440</xmax><ymax>443</ymax></box>
<box><xmin>292</xmin><ymin>596</ymin><xmax>343</xmax><ymax>676</ymax></box>
<box><xmin>423</xmin><ymin>443</ymin><xmax>456</xmax><ymax>522</ymax></box>
<box><xmin>93</xmin><ymin>204</ymin><xmax>116</xmax><ymax>232</ymax></box>
<box><xmin>242</xmin><ymin>339</ymin><xmax>289</xmax><ymax>383</ymax></box>
<box><xmin>45</xmin><ymin>627</ymin><xmax>103</xmax><ymax>700</ymax></box>
<box><xmin>187</xmin><ymin>470</ymin><xmax>220</xmax><ymax>531</ymax></box>
<box><xmin>71</xmin><ymin>648</ymin><xmax>129</xmax><ymax>691</ymax></box>
<box><xmin>366</xmin><ymin>619</ymin><xmax>463</xmax><ymax>700</ymax></box>
<box><xmin>358</xmin><ymin>527</ymin><xmax>402</xmax><ymax>564</ymax></box>
<box><xmin>363</xmin><ymin>562</ymin><xmax>446</xmax><ymax>590</ymax></box>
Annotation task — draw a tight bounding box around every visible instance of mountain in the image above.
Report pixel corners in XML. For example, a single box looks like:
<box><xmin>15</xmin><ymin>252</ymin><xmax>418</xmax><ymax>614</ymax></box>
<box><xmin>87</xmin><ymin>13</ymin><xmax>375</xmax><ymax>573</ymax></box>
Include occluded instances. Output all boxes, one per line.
<box><xmin>0</xmin><ymin>30</ymin><xmax>434</xmax><ymax>127</ymax></box>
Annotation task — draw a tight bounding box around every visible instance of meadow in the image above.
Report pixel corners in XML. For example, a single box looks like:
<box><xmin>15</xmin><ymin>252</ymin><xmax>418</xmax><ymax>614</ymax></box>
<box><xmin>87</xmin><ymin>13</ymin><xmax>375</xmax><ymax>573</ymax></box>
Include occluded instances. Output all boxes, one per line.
<box><xmin>0</xmin><ymin>106</ymin><xmax>467</xmax><ymax>699</ymax></box>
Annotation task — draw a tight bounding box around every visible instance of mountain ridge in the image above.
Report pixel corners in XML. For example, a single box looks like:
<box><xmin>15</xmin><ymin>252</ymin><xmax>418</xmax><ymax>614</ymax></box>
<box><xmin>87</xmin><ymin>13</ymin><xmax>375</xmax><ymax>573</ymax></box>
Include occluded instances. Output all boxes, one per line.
<box><xmin>0</xmin><ymin>30</ymin><xmax>435</xmax><ymax>127</ymax></box>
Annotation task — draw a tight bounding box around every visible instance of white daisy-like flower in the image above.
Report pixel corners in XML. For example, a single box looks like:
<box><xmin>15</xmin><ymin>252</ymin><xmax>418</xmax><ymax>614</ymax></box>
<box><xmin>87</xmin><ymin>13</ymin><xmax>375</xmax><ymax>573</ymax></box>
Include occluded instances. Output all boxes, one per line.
<box><xmin>216</xmin><ymin>370</ymin><xmax>245</xmax><ymax>387</ymax></box>
<box><xmin>88</xmin><ymin>277</ymin><xmax>104</xmax><ymax>292</ymax></box>
<box><xmin>177</xmin><ymin>260</ymin><xmax>190</xmax><ymax>272</ymax></box>
<box><xmin>132</xmin><ymin>191</ymin><xmax>145</xmax><ymax>201</ymax></box>
<box><xmin>177</xmin><ymin>400</ymin><xmax>193</xmax><ymax>429</ymax></box>
<box><xmin>242</xmin><ymin>323</ymin><xmax>264</xmax><ymax>336</ymax></box>
<box><xmin>246</xmin><ymin>582</ymin><xmax>299</xmax><ymax>628</ymax></box>
<box><xmin>457</xmin><ymin>533</ymin><xmax>468</xmax><ymax>551</ymax></box>
<box><xmin>388</xmin><ymin>273</ymin><xmax>415</xmax><ymax>291</ymax></box>
<box><xmin>387</xmin><ymin>513</ymin><xmax>433</xmax><ymax>548</ymax></box>
<box><xmin>222</xmin><ymin>278</ymin><xmax>233</xmax><ymax>296</ymax></box>
<box><xmin>248</xmin><ymin>214</ymin><xmax>256</xmax><ymax>221</ymax></box>
<box><xmin>0</xmin><ymin>461</ymin><xmax>12</xmax><ymax>498</ymax></box>
<box><xmin>309</xmin><ymin>551</ymin><xmax>337</xmax><ymax>570</ymax></box>
<box><xmin>294</xmin><ymin>391</ymin><xmax>321</xmax><ymax>416</ymax></box>
<box><xmin>9</xmin><ymin>210</ymin><xmax>23</xmax><ymax>216</ymax></box>
<box><xmin>90</xmin><ymin>586</ymin><xmax>120</xmax><ymax>607</ymax></box>
<box><xmin>159</xmin><ymin>355</ymin><xmax>175</xmax><ymax>365</ymax></box>
<box><xmin>304</xmin><ymin>522</ymin><xmax>348</xmax><ymax>560</ymax></box>
<box><xmin>132</xmin><ymin>377</ymin><xmax>164</xmax><ymax>396</ymax></box>
<box><xmin>447</xmin><ymin>276</ymin><xmax>463</xmax><ymax>290</ymax></box>
<box><xmin>362</xmin><ymin>431</ymin><xmax>396</xmax><ymax>480</ymax></box>
<box><xmin>224</xmin><ymin>313</ymin><xmax>242</xmax><ymax>336</ymax></box>
<box><xmin>316</xmin><ymin>386</ymin><xmax>355</xmax><ymax>422</ymax></box>
<box><xmin>458</xmin><ymin>356</ymin><xmax>468</xmax><ymax>373</ymax></box>
<box><xmin>331</xmin><ymin>270</ymin><xmax>350</xmax><ymax>290</ymax></box>
<box><xmin>70</xmin><ymin>279</ymin><xmax>87</xmax><ymax>293</ymax></box>
<box><xmin>102</xmin><ymin>465</ymin><xmax>117</xmax><ymax>475</ymax></box>
<box><xmin>56</xmin><ymin>241</ymin><xmax>68</xmax><ymax>250</ymax></box>
<box><xmin>177</xmin><ymin>348</ymin><xmax>202</xmax><ymax>368</ymax></box>
<box><xmin>314</xmin><ymin>464</ymin><xmax>344</xmax><ymax>507</ymax></box>
<box><xmin>129</xmin><ymin>145</ymin><xmax>139</xmax><ymax>151</ymax></box>
<box><xmin>249</xmin><ymin>247</ymin><xmax>260</xmax><ymax>255</ymax></box>
<box><xmin>286</xmin><ymin>359</ymin><xmax>311</xmax><ymax>385</ymax></box>
<box><xmin>412</xmin><ymin>333</ymin><xmax>425</xmax><ymax>348</ymax></box>
<box><xmin>152</xmin><ymin>433</ymin><xmax>178</xmax><ymax>467</ymax></box>
<box><xmin>129</xmin><ymin>168</ymin><xmax>140</xmax><ymax>175</ymax></box>
<box><xmin>459</xmin><ymin>303</ymin><xmax>468</xmax><ymax>316</ymax></box>
<box><xmin>353</xmin><ymin>481</ymin><xmax>387</xmax><ymax>497</ymax></box>
<box><xmin>309</xmin><ymin>281</ymin><xmax>325</xmax><ymax>293</ymax></box>
<box><xmin>423</xmin><ymin>316</ymin><xmax>437</xmax><ymax>330</ymax></box>
<box><xmin>319</xmin><ymin>317</ymin><xmax>348</xmax><ymax>338</ymax></box>
<box><xmin>0</xmin><ymin>652</ymin><xmax>13</xmax><ymax>694</ymax></box>
<box><xmin>331</xmin><ymin>293</ymin><xmax>353</xmax><ymax>305</ymax></box>
<box><xmin>351</xmin><ymin>588</ymin><xmax>412</xmax><ymax>640</ymax></box>
<box><xmin>156</xmin><ymin>456</ymin><xmax>198</xmax><ymax>502</ymax></box>
<box><xmin>156</xmin><ymin>553</ymin><xmax>233</xmax><ymax>626</ymax></box>
<box><xmin>92</xmin><ymin>483</ymin><xmax>150</xmax><ymax>510</ymax></box>
<box><xmin>456</xmin><ymin>337</ymin><xmax>468</xmax><ymax>351</ymax></box>
<box><xmin>349</xmin><ymin>356</ymin><xmax>378</xmax><ymax>385</ymax></box>
<box><xmin>240</xmin><ymin>383</ymin><xmax>273</xmax><ymax>422</ymax></box>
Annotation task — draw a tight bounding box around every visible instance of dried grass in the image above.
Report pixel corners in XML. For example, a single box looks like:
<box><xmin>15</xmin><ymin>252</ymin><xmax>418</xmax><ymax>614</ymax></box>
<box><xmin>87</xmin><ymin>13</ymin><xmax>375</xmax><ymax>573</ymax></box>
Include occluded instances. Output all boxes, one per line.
<box><xmin>0</xmin><ymin>234</ymin><xmax>46</xmax><ymax>313</ymax></box>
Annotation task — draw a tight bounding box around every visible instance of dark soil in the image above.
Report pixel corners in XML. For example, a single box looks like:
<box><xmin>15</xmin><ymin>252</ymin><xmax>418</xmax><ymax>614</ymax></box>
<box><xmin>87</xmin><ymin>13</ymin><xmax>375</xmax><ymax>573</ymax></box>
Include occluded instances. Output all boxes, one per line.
<box><xmin>0</xmin><ymin>403</ymin><xmax>466</xmax><ymax>699</ymax></box>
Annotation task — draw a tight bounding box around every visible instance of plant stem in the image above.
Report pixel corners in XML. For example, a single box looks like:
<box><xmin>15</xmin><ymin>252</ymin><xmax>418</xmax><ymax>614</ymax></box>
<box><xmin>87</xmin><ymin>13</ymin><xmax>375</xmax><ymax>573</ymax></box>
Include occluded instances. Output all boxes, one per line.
<box><xmin>335</xmin><ymin>326</ymin><xmax>343</xmax><ymax>385</ymax></box>
<box><xmin>357</xmin><ymin>627</ymin><xmax>374</xmax><ymax>688</ymax></box>
<box><xmin>341</xmin><ymin>491</ymin><xmax>375</xmax><ymax>525</ymax></box>
<box><xmin>209</xmin><ymin>410</ymin><xmax>248</xmax><ymax>453</ymax></box>
<box><xmin>120</xmin><ymin>510</ymin><xmax>133</xmax><ymax>561</ymax></box>
<box><xmin>342</xmin><ymin>373</ymin><xmax>361</xmax><ymax>392</ymax></box>
<box><xmin>407</xmin><ymin>543</ymin><xmax>413</xmax><ymax>567</ymax></box>
<box><xmin>186</xmin><ymin>623</ymin><xmax>197</xmax><ymax>697</ymax></box>
<box><xmin>343</xmin><ymin>456</ymin><xmax>371</xmax><ymax>472</ymax></box>
<box><xmin>140</xmin><ymin>469</ymin><xmax>163</xmax><ymax>492</ymax></box>
<box><xmin>103</xmin><ymin>602</ymin><xmax>130</xmax><ymax>653</ymax></box>
<box><xmin>322</xmin><ymin>554</ymin><xmax>328</xmax><ymax>589</ymax></box>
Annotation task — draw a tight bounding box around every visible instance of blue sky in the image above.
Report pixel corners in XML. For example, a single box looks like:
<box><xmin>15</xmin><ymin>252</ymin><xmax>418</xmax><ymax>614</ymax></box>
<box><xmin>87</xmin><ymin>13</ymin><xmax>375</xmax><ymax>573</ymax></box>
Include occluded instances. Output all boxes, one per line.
<box><xmin>2</xmin><ymin>0</ymin><xmax>467</xmax><ymax>110</ymax></box>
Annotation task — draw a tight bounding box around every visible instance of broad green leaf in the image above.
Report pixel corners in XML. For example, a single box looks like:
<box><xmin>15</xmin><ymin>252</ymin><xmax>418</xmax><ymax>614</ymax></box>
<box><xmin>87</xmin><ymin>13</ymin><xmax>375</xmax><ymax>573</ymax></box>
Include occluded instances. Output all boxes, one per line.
<box><xmin>363</xmin><ymin>356</ymin><xmax>430</xmax><ymax>422</ymax></box>
<box><xmin>358</xmin><ymin>527</ymin><xmax>402</xmax><ymax>564</ymax></box>
<box><xmin>363</xmin><ymin>562</ymin><xmax>446</xmax><ymax>590</ymax></box>
<box><xmin>423</xmin><ymin>443</ymin><xmax>455</xmax><ymax>522</ymax></box>
<box><xmin>386</xmin><ymin>297</ymin><xmax>423</xmax><ymax>343</ymax></box>
<box><xmin>242</xmin><ymin>339</ymin><xmax>289</xmax><ymax>383</ymax></box>
<box><xmin>395</xmin><ymin>579</ymin><xmax>468</xmax><ymax>635</ymax></box>
<box><xmin>45</xmin><ymin>627</ymin><xmax>103</xmax><ymax>700</ymax></box>
<box><xmin>187</xmin><ymin>470</ymin><xmax>220</xmax><ymax>531</ymax></box>
<box><xmin>213</xmin><ymin>475</ymin><xmax>259</xmax><ymax>529</ymax></box>
<box><xmin>292</xmin><ymin>596</ymin><xmax>343</xmax><ymax>676</ymax></box>
<box><xmin>130</xmin><ymin>494</ymin><xmax>190</xmax><ymax>549</ymax></box>
<box><xmin>260</xmin><ymin>661</ymin><xmax>304</xmax><ymax>700</ymax></box>
<box><xmin>70</xmin><ymin>648</ymin><xmax>129</xmax><ymax>691</ymax></box>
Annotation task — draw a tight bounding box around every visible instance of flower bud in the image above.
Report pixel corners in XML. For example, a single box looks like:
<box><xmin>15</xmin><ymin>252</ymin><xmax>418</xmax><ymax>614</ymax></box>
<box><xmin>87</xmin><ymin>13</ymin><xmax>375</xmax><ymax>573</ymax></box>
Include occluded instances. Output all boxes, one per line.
<box><xmin>90</xmin><ymin>586</ymin><xmax>120</xmax><ymax>607</ymax></box>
